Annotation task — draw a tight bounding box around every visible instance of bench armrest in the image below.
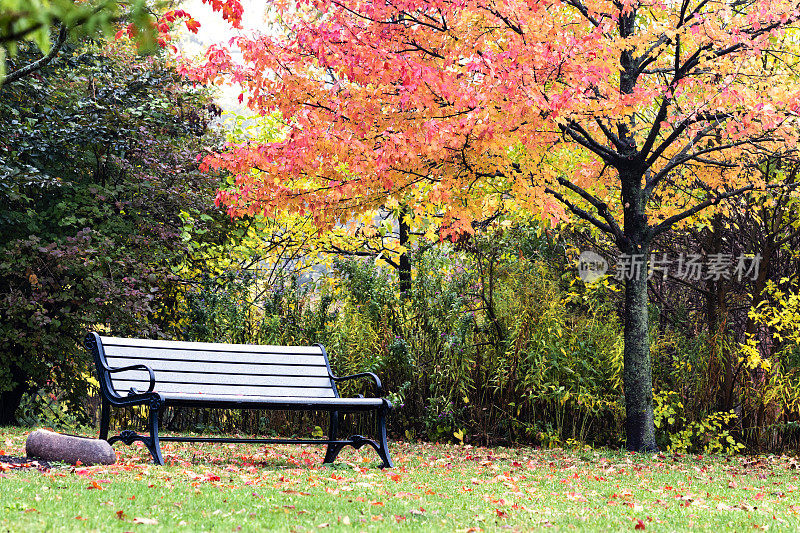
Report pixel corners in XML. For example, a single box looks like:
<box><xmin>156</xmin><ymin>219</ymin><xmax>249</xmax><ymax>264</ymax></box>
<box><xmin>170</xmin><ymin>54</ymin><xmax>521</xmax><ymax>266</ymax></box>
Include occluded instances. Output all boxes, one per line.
<box><xmin>106</xmin><ymin>363</ymin><xmax>156</xmax><ymax>394</ymax></box>
<box><xmin>331</xmin><ymin>372</ymin><xmax>383</xmax><ymax>396</ymax></box>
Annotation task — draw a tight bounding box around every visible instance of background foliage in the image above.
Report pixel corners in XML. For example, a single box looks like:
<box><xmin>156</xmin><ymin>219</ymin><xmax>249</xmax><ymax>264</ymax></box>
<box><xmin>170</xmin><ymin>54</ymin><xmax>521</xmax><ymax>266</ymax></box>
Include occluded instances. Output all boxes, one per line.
<box><xmin>0</xmin><ymin>37</ymin><xmax>228</xmax><ymax>425</ymax></box>
<box><xmin>2</xmin><ymin>7</ymin><xmax>800</xmax><ymax>457</ymax></box>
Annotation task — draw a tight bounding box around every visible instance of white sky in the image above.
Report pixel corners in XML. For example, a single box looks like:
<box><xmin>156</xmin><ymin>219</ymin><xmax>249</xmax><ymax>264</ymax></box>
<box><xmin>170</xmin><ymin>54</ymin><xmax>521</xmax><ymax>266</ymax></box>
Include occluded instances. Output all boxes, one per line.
<box><xmin>176</xmin><ymin>0</ymin><xmax>273</xmax><ymax>118</ymax></box>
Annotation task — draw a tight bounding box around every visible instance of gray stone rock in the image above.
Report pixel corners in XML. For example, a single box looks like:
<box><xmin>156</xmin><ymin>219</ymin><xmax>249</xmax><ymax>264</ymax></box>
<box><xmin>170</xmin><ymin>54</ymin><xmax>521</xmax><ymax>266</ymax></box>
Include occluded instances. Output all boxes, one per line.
<box><xmin>26</xmin><ymin>429</ymin><xmax>116</xmax><ymax>466</ymax></box>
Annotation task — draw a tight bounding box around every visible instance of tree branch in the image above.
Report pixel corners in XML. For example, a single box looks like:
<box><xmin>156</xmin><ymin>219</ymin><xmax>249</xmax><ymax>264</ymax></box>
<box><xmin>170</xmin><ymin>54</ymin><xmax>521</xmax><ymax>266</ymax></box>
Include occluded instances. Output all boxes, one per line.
<box><xmin>554</xmin><ymin>176</ymin><xmax>625</xmax><ymax>242</ymax></box>
<box><xmin>560</xmin><ymin>120</ymin><xmax>620</xmax><ymax>163</ymax></box>
<box><xmin>2</xmin><ymin>24</ymin><xmax>67</xmax><ymax>85</ymax></box>
<box><xmin>544</xmin><ymin>186</ymin><xmax>617</xmax><ymax>239</ymax></box>
<box><xmin>648</xmin><ymin>182</ymin><xmax>800</xmax><ymax>238</ymax></box>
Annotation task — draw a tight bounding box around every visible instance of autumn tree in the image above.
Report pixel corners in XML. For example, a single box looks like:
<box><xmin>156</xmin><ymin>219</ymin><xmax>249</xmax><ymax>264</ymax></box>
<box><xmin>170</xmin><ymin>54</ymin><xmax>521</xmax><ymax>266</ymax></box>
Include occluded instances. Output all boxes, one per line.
<box><xmin>189</xmin><ymin>0</ymin><xmax>800</xmax><ymax>450</ymax></box>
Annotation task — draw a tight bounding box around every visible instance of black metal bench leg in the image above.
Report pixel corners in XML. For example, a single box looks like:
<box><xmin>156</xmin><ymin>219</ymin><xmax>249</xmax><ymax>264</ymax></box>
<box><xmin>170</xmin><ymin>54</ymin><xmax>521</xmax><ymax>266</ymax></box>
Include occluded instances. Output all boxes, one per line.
<box><xmin>99</xmin><ymin>398</ymin><xmax>110</xmax><ymax>441</ymax></box>
<box><xmin>323</xmin><ymin>411</ymin><xmax>345</xmax><ymax>464</ymax></box>
<box><xmin>108</xmin><ymin>401</ymin><xmax>165</xmax><ymax>465</ymax></box>
<box><xmin>147</xmin><ymin>403</ymin><xmax>164</xmax><ymax>465</ymax></box>
<box><xmin>376</xmin><ymin>405</ymin><xmax>393</xmax><ymax>469</ymax></box>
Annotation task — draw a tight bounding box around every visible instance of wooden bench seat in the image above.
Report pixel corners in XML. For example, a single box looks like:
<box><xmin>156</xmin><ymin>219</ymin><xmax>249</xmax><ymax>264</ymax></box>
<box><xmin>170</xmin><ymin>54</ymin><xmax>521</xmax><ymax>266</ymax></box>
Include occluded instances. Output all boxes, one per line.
<box><xmin>84</xmin><ymin>332</ymin><xmax>392</xmax><ymax>467</ymax></box>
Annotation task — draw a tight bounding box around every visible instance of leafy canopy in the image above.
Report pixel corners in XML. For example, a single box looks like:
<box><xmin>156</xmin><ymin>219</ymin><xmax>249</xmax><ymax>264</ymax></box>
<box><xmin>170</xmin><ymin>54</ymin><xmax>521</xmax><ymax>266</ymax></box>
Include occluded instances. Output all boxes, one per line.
<box><xmin>188</xmin><ymin>0</ymin><xmax>800</xmax><ymax>242</ymax></box>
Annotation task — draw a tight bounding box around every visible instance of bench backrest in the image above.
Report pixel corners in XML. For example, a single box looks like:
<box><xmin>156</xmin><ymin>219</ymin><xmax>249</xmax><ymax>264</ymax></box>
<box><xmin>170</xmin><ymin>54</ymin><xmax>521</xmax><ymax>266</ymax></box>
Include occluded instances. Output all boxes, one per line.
<box><xmin>89</xmin><ymin>334</ymin><xmax>338</xmax><ymax>399</ymax></box>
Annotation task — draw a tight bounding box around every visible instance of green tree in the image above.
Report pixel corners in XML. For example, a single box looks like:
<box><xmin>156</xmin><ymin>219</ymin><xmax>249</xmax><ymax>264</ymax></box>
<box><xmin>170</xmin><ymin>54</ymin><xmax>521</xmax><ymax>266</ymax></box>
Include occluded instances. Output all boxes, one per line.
<box><xmin>0</xmin><ymin>38</ymin><xmax>225</xmax><ymax>424</ymax></box>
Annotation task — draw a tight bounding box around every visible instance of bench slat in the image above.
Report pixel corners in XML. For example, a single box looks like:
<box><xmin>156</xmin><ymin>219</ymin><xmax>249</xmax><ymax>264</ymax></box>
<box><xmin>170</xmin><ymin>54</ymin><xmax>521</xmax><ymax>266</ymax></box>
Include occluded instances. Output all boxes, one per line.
<box><xmin>104</xmin><ymin>357</ymin><xmax>330</xmax><ymax>378</ymax></box>
<box><xmin>110</xmin><ymin>380</ymin><xmax>336</xmax><ymax>398</ymax></box>
<box><xmin>110</xmin><ymin>370</ymin><xmax>332</xmax><ymax>388</ymax></box>
<box><xmin>100</xmin><ymin>336</ymin><xmax>323</xmax><ymax>355</ymax></box>
<box><xmin>103</xmin><ymin>346</ymin><xmax>326</xmax><ymax>367</ymax></box>
<box><xmin>155</xmin><ymin>394</ymin><xmax>384</xmax><ymax>407</ymax></box>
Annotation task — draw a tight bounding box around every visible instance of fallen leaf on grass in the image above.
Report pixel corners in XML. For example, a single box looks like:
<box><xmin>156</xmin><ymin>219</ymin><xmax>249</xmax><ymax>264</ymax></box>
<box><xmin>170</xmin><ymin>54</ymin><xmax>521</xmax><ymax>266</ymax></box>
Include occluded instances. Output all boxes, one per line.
<box><xmin>282</xmin><ymin>489</ymin><xmax>311</xmax><ymax>496</ymax></box>
<box><xmin>634</xmin><ymin>519</ymin><xmax>646</xmax><ymax>530</ymax></box>
<box><xmin>133</xmin><ymin>517</ymin><xmax>158</xmax><ymax>525</ymax></box>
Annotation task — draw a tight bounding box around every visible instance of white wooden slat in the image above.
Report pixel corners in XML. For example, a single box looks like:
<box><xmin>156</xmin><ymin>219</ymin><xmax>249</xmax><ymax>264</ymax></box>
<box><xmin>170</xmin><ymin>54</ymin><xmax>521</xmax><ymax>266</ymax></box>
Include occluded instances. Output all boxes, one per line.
<box><xmin>132</xmin><ymin>393</ymin><xmax>382</xmax><ymax>406</ymax></box>
<box><xmin>100</xmin><ymin>336</ymin><xmax>323</xmax><ymax>355</ymax></box>
<box><xmin>104</xmin><ymin>358</ymin><xmax>330</xmax><ymax>377</ymax></box>
<box><xmin>103</xmin><ymin>346</ymin><xmax>326</xmax><ymax>367</ymax></box>
<box><xmin>110</xmin><ymin>381</ymin><xmax>336</xmax><ymax>398</ymax></box>
<box><xmin>110</xmin><ymin>370</ymin><xmax>332</xmax><ymax>388</ymax></box>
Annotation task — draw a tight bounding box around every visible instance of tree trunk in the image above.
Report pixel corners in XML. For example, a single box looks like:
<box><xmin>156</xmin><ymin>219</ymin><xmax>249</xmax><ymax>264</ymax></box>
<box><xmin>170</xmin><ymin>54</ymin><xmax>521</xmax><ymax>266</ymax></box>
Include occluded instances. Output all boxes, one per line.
<box><xmin>619</xmin><ymin>159</ymin><xmax>658</xmax><ymax>451</ymax></box>
<box><xmin>0</xmin><ymin>365</ymin><xmax>29</xmax><ymax>426</ymax></box>
<box><xmin>623</xmin><ymin>256</ymin><xmax>658</xmax><ymax>451</ymax></box>
<box><xmin>398</xmin><ymin>207</ymin><xmax>412</xmax><ymax>294</ymax></box>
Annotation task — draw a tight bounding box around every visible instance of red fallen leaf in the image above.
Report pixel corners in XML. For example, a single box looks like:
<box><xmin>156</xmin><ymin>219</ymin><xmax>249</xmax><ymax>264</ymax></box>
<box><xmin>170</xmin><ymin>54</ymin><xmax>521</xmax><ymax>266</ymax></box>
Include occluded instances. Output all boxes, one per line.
<box><xmin>75</xmin><ymin>516</ymin><xmax>88</xmax><ymax>521</ymax></box>
<box><xmin>496</xmin><ymin>509</ymin><xmax>508</xmax><ymax>518</ymax></box>
<box><xmin>87</xmin><ymin>480</ymin><xmax>103</xmax><ymax>490</ymax></box>
<box><xmin>75</xmin><ymin>469</ymin><xmax>91</xmax><ymax>476</ymax></box>
<box><xmin>635</xmin><ymin>519</ymin><xmax>646</xmax><ymax>530</ymax></box>
<box><xmin>116</xmin><ymin>510</ymin><xmax>126</xmax><ymax>520</ymax></box>
<box><xmin>390</xmin><ymin>474</ymin><xmax>402</xmax><ymax>482</ymax></box>
<box><xmin>394</xmin><ymin>515</ymin><xmax>407</xmax><ymax>522</ymax></box>
<box><xmin>371</xmin><ymin>501</ymin><xmax>384</xmax><ymax>506</ymax></box>
<box><xmin>754</xmin><ymin>493</ymin><xmax>765</xmax><ymax>500</ymax></box>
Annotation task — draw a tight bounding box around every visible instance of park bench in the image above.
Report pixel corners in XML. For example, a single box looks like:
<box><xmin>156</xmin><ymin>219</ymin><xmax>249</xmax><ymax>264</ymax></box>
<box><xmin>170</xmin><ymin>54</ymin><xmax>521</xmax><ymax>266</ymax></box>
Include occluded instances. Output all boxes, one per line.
<box><xmin>84</xmin><ymin>332</ymin><xmax>392</xmax><ymax>468</ymax></box>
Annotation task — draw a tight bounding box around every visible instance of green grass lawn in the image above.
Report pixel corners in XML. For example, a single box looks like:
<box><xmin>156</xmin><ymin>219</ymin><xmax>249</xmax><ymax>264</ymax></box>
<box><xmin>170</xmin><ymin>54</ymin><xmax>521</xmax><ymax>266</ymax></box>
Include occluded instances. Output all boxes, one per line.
<box><xmin>2</xmin><ymin>426</ymin><xmax>799</xmax><ymax>532</ymax></box>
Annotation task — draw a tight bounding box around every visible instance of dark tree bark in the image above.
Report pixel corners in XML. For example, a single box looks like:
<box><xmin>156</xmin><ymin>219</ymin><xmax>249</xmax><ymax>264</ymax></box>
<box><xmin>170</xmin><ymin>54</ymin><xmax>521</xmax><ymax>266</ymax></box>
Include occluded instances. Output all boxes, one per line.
<box><xmin>398</xmin><ymin>206</ymin><xmax>412</xmax><ymax>294</ymax></box>
<box><xmin>0</xmin><ymin>364</ymin><xmax>29</xmax><ymax>426</ymax></box>
<box><xmin>622</xmin><ymin>256</ymin><xmax>658</xmax><ymax>451</ymax></box>
<box><xmin>619</xmin><ymin>160</ymin><xmax>659</xmax><ymax>451</ymax></box>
